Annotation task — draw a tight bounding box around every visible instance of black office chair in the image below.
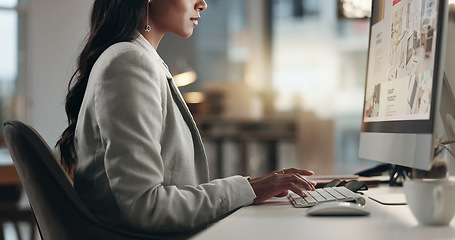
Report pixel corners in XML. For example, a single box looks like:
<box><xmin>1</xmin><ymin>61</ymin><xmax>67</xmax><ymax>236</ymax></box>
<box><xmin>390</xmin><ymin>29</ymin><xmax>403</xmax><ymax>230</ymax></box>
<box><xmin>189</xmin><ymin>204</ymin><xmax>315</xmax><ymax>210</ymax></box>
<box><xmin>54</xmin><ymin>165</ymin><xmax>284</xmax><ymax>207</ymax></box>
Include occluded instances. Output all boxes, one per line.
<box><xmin>3</xmin><ymin>120</ymin><xmax>184</xmax><ymax>240</ymax></box>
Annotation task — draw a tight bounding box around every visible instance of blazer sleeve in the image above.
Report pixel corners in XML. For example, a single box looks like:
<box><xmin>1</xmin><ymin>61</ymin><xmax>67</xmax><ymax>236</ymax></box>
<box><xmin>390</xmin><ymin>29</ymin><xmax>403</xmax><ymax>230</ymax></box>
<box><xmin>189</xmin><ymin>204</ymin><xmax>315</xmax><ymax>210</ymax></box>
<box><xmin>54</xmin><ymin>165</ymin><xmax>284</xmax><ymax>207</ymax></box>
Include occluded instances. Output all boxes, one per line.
<box><xmin>93</xmin><ymin>46</ymin><xmax>256</xmax><ymax>233</ymax></box>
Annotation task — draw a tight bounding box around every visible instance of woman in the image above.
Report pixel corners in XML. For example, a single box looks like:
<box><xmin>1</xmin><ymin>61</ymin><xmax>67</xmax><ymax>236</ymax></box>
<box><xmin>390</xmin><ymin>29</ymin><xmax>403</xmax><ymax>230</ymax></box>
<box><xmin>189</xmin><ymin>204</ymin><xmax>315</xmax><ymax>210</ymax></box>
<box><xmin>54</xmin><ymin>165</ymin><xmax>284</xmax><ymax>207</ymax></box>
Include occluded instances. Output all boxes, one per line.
<box><xmin>57</xmin><ymin>0</ymin><xmax>316</xmax><ymax>235</ymax></box>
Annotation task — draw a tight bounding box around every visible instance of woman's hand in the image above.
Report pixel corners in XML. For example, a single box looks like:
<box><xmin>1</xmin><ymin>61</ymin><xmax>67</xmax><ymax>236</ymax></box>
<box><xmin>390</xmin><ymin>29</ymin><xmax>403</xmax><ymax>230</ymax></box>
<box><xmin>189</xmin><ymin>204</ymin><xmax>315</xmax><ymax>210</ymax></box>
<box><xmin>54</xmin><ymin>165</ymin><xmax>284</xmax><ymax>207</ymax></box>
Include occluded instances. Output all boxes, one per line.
<box><xmin>248</xmin><ymin>168</ymin><xmax>316</xmax><ymax>204</ymax></box>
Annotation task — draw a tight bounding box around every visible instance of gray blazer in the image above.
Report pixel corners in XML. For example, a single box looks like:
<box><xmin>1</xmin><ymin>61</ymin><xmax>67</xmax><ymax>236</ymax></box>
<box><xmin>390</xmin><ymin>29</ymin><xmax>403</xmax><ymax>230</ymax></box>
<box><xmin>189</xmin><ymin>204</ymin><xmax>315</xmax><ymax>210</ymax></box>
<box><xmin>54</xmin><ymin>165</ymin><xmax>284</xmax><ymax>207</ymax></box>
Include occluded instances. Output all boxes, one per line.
<box><xmin>74</xmin><ymin>33</ymin><xmax>256</xmax><ymax>233</ymax></box>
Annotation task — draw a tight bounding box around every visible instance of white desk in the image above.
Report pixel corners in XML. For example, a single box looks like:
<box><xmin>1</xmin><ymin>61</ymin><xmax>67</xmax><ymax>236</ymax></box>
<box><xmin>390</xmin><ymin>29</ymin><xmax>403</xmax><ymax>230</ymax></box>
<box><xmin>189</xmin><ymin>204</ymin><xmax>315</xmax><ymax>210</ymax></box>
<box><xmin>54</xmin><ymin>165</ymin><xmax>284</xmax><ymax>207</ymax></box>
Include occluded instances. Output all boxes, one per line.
<box><xmin>191</xmin><ymin>185</ymin><xmax>455</xmax><ymax>240</ymax></box>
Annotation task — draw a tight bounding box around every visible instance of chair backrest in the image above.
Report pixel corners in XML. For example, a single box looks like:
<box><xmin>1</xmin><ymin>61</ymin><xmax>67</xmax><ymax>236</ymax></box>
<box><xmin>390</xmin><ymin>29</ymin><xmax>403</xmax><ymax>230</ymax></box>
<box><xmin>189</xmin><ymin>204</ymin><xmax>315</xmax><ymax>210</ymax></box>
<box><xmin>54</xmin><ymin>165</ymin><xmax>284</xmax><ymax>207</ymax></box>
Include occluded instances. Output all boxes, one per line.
<box><xmin>3</xmin><ymin>120</ymin><xmax>177</xmax><ymax>240</ymax></box>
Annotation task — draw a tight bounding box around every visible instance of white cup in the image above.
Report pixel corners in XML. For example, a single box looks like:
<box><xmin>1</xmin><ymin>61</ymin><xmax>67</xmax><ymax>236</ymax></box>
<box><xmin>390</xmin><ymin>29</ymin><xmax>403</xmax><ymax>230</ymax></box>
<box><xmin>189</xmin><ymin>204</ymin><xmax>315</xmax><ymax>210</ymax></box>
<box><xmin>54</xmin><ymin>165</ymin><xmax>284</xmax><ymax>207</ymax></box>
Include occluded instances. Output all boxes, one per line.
<box><xmin>403</xmin><ymin>179</ymin><xmax>455</xmax><ymax>225</ymax></box>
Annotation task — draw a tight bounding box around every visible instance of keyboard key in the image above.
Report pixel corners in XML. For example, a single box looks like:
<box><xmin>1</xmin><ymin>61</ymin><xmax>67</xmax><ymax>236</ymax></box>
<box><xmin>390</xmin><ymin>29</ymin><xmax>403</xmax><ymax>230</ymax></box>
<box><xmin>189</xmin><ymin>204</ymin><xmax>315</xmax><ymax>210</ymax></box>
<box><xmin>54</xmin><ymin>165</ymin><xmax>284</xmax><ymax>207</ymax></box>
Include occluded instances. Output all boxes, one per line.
<box><xmin>307</xmin><ymin>191</ymin><xmax>326</xmax><ymax>202</ymax></box>
<box><xmin>334</xmin><ymin>186</ymin><xmax>360</xmax><ymax>198</ymax></box>
<box><xmin>324</xmin><ymin>187</ymin><xmax>346</xmax><ymax>200</ymax></box>
<box><xmin>315</xmin><ymin>189</ymin><xmax>336</xmax><ymax>201</ymax></box>
<box><xmin>303</xmin><ymin>194</ymin><xmax>317</xmax><ymax>204</ymax></box>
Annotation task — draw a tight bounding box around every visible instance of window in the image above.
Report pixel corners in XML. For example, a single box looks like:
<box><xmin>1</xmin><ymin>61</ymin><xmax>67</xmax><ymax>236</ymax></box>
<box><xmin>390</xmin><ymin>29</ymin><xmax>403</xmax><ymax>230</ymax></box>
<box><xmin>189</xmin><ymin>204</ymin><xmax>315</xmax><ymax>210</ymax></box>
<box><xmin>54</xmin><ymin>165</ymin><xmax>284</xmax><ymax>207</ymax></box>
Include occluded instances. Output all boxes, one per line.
<box><xmin>0</xmin><ymin>0</ymin><xmax>18</xmax><ymax>143</ymax></box>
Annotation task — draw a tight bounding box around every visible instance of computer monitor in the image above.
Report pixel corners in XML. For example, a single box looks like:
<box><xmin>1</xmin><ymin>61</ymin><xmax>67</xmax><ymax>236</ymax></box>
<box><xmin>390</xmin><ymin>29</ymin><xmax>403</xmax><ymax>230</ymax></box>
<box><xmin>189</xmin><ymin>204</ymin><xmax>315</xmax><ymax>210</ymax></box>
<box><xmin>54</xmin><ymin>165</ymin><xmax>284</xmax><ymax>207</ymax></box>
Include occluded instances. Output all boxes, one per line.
<box><xmin>359</xmin><ymin>0</ymin><xmax>455</xmax><ymax>181</ymax></box>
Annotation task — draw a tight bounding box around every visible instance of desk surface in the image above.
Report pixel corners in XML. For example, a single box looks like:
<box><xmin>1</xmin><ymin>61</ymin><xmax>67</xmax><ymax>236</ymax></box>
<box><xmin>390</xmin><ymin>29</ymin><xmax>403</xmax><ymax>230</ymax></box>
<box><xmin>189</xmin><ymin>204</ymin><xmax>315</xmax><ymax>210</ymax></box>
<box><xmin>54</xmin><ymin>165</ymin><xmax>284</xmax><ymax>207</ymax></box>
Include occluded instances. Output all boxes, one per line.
<box><xmin>191</xmin><ymin>185</ymin><xmax>455</xmax><ymax>240</ymax></box>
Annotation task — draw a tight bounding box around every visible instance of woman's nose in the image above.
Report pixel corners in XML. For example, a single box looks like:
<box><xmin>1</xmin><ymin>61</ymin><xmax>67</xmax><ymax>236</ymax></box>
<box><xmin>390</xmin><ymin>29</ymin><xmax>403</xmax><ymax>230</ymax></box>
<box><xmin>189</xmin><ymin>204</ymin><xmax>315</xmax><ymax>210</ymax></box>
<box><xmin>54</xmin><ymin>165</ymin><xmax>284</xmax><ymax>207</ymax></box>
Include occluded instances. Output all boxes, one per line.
<box><xmin>196</xmin><ymin>0</ymin><xmax>207</xmax><ymax>12</ymax></box>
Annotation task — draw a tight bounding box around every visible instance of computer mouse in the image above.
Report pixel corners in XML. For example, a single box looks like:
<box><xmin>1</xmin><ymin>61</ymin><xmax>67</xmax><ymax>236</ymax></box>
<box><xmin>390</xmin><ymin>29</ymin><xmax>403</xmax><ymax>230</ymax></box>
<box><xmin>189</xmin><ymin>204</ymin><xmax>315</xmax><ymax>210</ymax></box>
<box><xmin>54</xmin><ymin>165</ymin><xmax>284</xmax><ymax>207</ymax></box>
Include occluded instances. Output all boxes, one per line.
<box><xmin>306</xmin><ymin>201</ymin><xmax>370</xmax><ymax>216</ymax></box>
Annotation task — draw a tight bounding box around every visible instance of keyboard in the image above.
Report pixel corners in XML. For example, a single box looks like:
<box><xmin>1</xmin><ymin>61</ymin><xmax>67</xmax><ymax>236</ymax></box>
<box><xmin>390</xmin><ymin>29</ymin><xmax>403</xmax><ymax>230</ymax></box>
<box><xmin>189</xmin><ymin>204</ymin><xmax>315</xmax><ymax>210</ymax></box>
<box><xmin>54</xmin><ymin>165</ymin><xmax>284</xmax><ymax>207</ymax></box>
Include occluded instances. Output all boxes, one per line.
<box><xmin>288</xmin><ymin>186</ymin><xmax>366</xmax><ymax>208</ymax></box>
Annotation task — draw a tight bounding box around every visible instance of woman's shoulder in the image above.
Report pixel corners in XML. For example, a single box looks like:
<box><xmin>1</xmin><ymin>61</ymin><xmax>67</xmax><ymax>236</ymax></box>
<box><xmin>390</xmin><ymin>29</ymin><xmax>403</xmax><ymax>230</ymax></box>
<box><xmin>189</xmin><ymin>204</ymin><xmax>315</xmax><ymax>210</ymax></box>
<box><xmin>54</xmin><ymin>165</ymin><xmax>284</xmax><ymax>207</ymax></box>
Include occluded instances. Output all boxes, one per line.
<box><xmin>88</xmin><ymin>41</ymin><xmax>165</xmax><ymax>98</ymax></box>
<box><xmin>91</xmin><ymin>41</ymin><xmax>163</xmax><ymax>79</ymax></box>
<box><xmin>99</xmin><ymin>41</ymin><xmax>152</xmax><ymax>64</ymax></box>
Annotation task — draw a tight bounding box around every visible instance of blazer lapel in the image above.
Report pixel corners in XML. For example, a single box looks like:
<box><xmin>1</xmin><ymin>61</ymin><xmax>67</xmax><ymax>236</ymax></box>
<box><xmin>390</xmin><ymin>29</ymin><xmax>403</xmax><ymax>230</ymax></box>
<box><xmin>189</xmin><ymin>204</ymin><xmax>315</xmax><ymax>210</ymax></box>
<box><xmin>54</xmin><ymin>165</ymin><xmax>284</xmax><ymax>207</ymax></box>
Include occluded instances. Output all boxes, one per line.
<box><xmin>166</xmin><ymin>77</ymin><xmax>207</xmax><ymax>159</ymax></box>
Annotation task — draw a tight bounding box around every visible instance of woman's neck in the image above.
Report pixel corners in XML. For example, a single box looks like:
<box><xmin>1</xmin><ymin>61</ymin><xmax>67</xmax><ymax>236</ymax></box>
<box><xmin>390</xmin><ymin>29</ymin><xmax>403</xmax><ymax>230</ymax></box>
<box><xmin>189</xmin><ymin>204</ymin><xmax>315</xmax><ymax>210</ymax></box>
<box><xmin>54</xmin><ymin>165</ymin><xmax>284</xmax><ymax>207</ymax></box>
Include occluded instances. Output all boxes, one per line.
<box><xmin>139</xmin><ymin>29</ymin><xmax>164</xmax><ymax>50</ymax></box>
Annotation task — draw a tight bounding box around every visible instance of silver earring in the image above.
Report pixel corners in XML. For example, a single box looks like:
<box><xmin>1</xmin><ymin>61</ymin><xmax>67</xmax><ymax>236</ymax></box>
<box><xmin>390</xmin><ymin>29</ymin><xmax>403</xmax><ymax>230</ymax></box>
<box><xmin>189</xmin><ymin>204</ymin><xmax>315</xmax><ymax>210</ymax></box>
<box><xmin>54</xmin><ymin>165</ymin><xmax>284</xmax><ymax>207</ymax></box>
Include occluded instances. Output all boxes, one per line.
<box><xmin>145</xmin><ymin>0</ymin><xmax>151</xmax><ymax>32</ymax></box>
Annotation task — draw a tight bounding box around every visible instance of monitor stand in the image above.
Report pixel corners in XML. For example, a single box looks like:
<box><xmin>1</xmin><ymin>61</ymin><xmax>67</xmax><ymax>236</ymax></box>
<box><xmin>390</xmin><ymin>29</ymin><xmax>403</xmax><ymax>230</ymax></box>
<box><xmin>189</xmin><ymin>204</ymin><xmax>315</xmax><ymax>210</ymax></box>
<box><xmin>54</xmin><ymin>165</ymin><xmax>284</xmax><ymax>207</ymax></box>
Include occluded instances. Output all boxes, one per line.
<box><xmin>389</xmin><ymin>165</ymin><xmax>412</xmax><ymax>186</ymax></box>
<box><xmin>355</xmin><ymin>163</ymin><xmax>411</xmax><ymax>186</ymax></box>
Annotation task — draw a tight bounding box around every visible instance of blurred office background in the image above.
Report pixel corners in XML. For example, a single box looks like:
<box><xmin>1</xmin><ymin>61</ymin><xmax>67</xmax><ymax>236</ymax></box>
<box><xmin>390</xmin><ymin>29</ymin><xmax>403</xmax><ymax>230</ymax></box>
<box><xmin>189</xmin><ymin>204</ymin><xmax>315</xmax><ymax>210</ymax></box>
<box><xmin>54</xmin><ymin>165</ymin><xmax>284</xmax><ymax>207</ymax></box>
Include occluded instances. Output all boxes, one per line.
<box><xmin>1</xmin><ymin>0</ymin><xmax>455</xmax><ymax>238</ymax></box>
<box><xmin>2</xmin><ymin>0</ymin><xmax>455</xmax><ymax>175</ymax></box>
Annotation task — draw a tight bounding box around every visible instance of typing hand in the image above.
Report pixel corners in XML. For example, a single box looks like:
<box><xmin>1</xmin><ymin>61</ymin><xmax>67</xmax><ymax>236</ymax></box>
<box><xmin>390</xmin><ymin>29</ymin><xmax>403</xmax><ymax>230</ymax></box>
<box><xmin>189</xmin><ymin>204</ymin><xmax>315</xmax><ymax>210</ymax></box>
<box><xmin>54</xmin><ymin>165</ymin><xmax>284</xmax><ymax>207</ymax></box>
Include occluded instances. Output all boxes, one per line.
<box><xmin>248</xmin><ymin>168</ymin><xmax>316</xmax><ymax>204</ymax></box>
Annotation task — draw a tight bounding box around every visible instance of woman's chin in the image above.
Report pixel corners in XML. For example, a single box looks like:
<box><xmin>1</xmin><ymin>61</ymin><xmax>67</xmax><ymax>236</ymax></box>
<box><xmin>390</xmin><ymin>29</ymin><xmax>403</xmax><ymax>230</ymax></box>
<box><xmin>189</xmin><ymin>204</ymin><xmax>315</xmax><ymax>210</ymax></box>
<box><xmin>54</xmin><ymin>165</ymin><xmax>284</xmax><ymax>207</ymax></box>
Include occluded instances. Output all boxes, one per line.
<box><xmin>175</xmin><ymin>29</ymin><xmax>194</xmax><ymax>39</ymax></box>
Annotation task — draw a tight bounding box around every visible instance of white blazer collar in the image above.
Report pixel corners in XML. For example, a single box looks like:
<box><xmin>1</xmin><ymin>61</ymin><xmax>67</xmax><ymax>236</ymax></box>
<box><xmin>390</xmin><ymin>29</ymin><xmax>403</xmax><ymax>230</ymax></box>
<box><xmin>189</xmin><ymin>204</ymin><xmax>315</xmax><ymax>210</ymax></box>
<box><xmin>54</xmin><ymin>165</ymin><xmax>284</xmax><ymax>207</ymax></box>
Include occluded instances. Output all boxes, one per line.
<box><xmin>133</xmin><ymin>33</ymin><xmax>172</xmax><ymax>79</ymax></box>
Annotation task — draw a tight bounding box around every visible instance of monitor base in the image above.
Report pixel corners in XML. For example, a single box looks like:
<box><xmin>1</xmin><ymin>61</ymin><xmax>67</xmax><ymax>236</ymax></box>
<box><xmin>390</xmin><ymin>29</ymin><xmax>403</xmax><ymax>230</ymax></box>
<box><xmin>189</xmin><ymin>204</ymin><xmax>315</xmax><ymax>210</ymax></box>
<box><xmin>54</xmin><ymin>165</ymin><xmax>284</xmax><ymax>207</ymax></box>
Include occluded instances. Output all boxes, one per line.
<box><xmin>389</xmin><ymin>165</ymin><xmax>412</xmax><ymax>186</ymax></box>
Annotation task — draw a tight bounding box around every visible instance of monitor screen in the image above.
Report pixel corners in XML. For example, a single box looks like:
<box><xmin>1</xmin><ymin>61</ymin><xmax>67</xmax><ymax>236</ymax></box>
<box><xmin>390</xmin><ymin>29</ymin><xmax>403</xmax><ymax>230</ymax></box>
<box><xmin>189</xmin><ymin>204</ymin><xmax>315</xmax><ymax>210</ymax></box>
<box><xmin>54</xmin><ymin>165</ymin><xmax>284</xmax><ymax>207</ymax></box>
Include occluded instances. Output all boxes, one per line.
<box><xmin>360</xmin><ymin>0</ymin><xmax>448</xmax><ymax>171</ymax></box>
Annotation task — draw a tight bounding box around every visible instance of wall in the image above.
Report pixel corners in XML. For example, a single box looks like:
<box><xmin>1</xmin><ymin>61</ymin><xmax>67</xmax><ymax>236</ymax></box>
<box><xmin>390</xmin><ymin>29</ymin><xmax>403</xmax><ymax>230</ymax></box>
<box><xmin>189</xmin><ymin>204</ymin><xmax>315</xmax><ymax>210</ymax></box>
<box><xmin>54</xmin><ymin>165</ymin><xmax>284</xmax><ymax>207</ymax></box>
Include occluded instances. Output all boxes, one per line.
<box><xmin>26</xmin><ymin>0</ymin><xmax>92</xmax><ymax>146</ymax></box>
